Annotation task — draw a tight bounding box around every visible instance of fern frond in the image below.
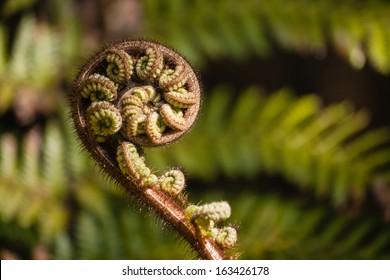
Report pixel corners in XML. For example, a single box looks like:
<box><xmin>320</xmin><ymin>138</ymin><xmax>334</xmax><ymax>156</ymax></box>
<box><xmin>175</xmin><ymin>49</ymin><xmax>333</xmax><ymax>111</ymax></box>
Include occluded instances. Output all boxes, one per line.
<box><xmin>65</xmin><ymin>202</ymin><xmax>188</xmax><ymax>260</ymax></box>
<box><xmin>9</xmin><ymin>16</ymin><xmax>36</xmax><ymax>83</ymax></box>
<box><xmin>147</xmin><ymin>87</ymin><xmax>390</xmax><ymax>207</ymax></box>
<box><xmin>232</xmin><ymin>193</ymin><xmax>390</xmax><ymax>259</ymax></box>
<box><xmin>53</xmin><ymin>191</ymin><xmax>390</xmax><ymax>259</ymax></box>
<box><xmin>75</xmin><ymin>211</ymin><xmax>103</xmax><ymax>260</ymax></box>
<box><xmin>0</xmin><ymin>116</ymin><xmax>189</xmax><ymax>259</ymax></box>
<box><xmin>143</xmin><ymin>0</ymin><xmax>390</xmax><ymax>73</ymax></box>
<box><xmin>1</xmin><ymin>115</ymin><xmax>388</xmax><ymax>259</ymax></box>
<box><xmin>0</xmin><ymin>9</ymin><xmax>81</xmax><ymax>116</ymax></box>
<box><xmin>9</xmin><ymin>15</ymin><xmax>63</xmax><ymax>88</ymax></box>
<box><xmin>0</xmin><ymin>125</ymin><xmax>69</xmax><ymax>241</ymax></box>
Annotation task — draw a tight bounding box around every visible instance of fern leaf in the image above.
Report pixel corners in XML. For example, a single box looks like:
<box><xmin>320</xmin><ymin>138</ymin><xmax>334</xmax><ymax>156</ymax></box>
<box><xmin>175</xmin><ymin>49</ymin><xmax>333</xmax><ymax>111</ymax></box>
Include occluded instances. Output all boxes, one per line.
<box><xmin>76</xmin><ymin>211</ymin><xmax>102</xmax><ymax>260</ymax></box>
<box><xmin>147</xmin><ymin>87</ymin><xmax>390</xmax><ymax>206</ymax></box>
<box><xmin>232</xmin><ymin>193</ymin><xmax>390</xmax><ymax>259</ymax></box>
<box><xmin>9</xmin><ymin>16</ymin><xmax>35</xmax><ymax>82</ymax></box>
<box><xmin>143</xmin><ymin>0</ymin><xmax>390</xmax><ymax>73</ymax></box>
<box><xmin>0</xmin><ymin>8</ymin><xmax>81</xmax><ymax>115</ymax></box>
<box><xmin>28</xmin><ymin>25</ymin><xmax>60</xmax><ymax>87</ymax></box>
<box><xmin>0</xmin><ymin>123</ymin><xmax>69</xmax><ymax>239</ymax></box>
<box><xmin>41</xmin><ymin>122</ymin><xmax>66</xmax><ymax>191</ymax></box>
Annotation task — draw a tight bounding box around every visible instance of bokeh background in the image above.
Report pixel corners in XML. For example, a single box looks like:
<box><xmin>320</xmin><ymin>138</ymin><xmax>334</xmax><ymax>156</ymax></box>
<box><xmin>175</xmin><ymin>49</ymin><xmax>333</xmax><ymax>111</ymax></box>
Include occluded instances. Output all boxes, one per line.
<box><xmin>1</xmin><ymin>0</ymin><xmax>390</xmax><ymax>259</ymax></box>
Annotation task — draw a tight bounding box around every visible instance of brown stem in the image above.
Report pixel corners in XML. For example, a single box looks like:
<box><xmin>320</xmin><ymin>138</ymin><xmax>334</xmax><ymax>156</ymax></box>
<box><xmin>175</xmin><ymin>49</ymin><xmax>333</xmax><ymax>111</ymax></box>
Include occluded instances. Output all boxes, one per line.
<box><xmin>144</xmin><ymin>188</ymin><xmax>226</xmax><ymax>260</ymax></box>
<box><xmin>70</xmin><ymin>98</ymin><xmax>226</xmax><ymax>259</ymax></box>
<box><xmin>108</xmin><ymin>151</ymin><xmax>226</xmax><ymax>259</ymax></box>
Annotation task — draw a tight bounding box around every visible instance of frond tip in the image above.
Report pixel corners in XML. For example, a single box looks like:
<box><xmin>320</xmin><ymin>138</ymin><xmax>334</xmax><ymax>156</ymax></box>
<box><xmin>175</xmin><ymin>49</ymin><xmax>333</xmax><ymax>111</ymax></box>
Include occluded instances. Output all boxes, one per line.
<box><xmin>185</xmin><ymin>201</ymin><xmax>237</xmax><ymax>249</ymax></box>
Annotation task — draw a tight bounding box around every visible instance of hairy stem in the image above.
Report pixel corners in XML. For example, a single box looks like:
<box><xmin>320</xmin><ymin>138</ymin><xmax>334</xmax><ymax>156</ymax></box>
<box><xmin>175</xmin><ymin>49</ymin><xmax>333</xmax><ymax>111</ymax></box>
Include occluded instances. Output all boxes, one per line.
<box><xmin>143</xmin><ymin>188</ymin><xmax>225</xmax><ymax>260</ymax></box>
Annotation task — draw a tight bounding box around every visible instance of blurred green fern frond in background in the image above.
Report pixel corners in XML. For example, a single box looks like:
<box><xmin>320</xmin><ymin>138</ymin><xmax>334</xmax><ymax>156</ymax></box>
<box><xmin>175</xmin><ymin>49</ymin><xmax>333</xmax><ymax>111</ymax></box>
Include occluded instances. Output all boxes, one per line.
<box><xmin>144</xmin><ymin>0</ymin><xmax>390</xmax><ymax>73</ymax></box>
<box><xmin>0</xmin><ymin>0</ymin><xmax>79</xmax><ymax>121</ymax></box>
<box><xmin>147</xmin><ymin>87</ymin><xmax>390</xmax><ymax>207</ymax></box>
<box><xmin>1</xmin><ymin>0</ymin><xmax>390</xmax><ymax>259</ymax></box>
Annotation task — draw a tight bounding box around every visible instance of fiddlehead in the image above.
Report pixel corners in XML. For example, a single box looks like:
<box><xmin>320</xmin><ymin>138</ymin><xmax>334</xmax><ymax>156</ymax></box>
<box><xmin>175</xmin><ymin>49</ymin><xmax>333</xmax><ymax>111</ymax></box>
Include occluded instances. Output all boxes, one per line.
<box><xmin>158</xmin><ymin>169</ymin><xmax>185</xmax><ymax>197</ymax></box>
<box><xmin>79</xmin><ymin>74</ymin><xmax>118</xmax><ymax>102</ymax></box>
<box><xmin>185</xmin><ymin>202</ymin><xmax>238</xmax><ymax>249</ymax></box>
<box><xmin>70</xmin><ymin>40</ymin><xmax>236</xmax><ymax>259</ymax></box>
<box><xmin>86</xmin><ymin>101</ymin><xmax>122</xmax><ymax>142</ymax></box>
<box><xmin>105</xmin><ymin>48</ymin><xmax>134</xmax><ymax>83</ymax></box>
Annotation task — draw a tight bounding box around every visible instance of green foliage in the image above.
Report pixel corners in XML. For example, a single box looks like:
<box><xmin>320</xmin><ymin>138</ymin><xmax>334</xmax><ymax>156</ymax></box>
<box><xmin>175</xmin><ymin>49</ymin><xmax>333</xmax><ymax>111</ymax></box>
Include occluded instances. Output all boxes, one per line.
<box><xmin>0</xmin><ymin>2</ymin><xmax>80</xmax><ymax>116</ymax></box>
<box><xmin>1</xmin><ymin>0</ymin><xmax>390</xmax><ymax>260</ymax></box>
<box><xmin>233</xmin><ymin>193</ymin><xmax>390</xmax><ymax>259</ymax></box>
<box><xmin>0</xmin><ymin>115</ymin><xmax>188</xmax><ymax>259</ymax></box>
<box><xmin>1</xmin><ymin>114</ymin><xmax>389</xmax><ymax>259</ymax></box>
<box><xmin>147</xmin><ymin>87</ymin><xmax>390</xmax><ymax>207</ymax></box>
<box><xmin>144</xmin><ymin>0</ymin><xmax>390</xmax><ymax>73</ymax></box>
<box><xmin>0</xmin><ymin>123</ymin><xmax>69</xmax><ymax>242</ymax></box>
